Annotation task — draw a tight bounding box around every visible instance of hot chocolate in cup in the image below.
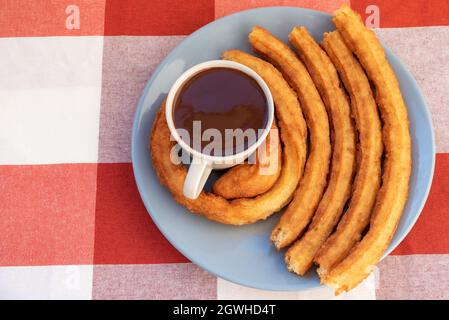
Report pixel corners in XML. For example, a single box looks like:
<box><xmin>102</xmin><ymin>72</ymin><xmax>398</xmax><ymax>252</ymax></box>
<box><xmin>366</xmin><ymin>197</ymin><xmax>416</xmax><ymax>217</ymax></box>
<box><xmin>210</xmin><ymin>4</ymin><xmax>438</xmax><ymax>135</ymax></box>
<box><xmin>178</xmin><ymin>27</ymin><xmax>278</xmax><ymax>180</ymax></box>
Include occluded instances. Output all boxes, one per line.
<box><xmin>165</xmin><ymin>60</ymin><xmax>274</xmax><ymax>199</ymax></box>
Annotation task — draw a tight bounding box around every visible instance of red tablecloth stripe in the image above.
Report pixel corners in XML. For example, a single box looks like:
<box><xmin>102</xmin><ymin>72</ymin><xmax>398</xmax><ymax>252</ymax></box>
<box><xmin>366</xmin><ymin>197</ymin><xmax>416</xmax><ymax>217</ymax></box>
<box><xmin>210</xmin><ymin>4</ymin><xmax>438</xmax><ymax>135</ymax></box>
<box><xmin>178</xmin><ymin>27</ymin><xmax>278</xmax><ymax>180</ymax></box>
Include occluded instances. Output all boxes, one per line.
<box><xmin>2</xmin><ymin>1</ymin><xmax>448</xmax><ymax>38</ymax></box>
<box><xmin>0</xmin><ymin>0</ymin><xmax>105</xmax><ymax>37</ymax></box>
<box><xmin>392</xmin><ymin>153</ymin><xmax>449</xmax><ymax>255</ymax></box>
<box><xmin>0</xmin><ymin>164</ymin><xmax>97</xmax><ymax>266</ymax></box>
<box><xmin>214</xmin><ymin>0</ymin><xmax>349</xmax><ymax>18</ymax></box>
<box><xmin>351</xmin><ymin>0</ymin><xmax>449</xmax><ymax>27</ymax></box>
<box><xmin>93</xmin><ymin>163</ymin><xmax>189</xmax><ymax>264</ymax></box>
<box><xmin>1</xmin><ymin>153</ymin><xmax>446</xmax><ymax>266</ymax></box>
<box><xmin>103</xmin><ymin>0</ymin><xmax>215</xmax><ymax>36</ymax></box>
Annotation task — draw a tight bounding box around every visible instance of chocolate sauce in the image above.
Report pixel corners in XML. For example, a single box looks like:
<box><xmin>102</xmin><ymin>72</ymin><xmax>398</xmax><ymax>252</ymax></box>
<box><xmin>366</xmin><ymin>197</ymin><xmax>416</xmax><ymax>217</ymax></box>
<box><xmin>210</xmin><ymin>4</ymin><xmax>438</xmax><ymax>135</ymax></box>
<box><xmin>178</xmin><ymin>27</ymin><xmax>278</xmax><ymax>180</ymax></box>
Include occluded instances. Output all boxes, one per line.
<box><xmin>173</xmin><ymin>67</ymin><xmax>268</xmax><ymax>156</ymax></box>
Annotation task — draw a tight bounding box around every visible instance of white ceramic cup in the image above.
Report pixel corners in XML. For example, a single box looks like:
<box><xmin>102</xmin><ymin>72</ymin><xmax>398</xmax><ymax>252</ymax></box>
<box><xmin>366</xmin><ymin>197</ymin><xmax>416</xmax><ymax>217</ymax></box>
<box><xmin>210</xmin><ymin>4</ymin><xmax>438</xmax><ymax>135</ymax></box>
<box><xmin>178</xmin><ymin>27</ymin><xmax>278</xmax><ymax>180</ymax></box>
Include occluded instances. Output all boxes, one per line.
<box><xmin>165</xmin><ymin>60</ymin><xmax>274</xmax><ymax>199</ymax></box>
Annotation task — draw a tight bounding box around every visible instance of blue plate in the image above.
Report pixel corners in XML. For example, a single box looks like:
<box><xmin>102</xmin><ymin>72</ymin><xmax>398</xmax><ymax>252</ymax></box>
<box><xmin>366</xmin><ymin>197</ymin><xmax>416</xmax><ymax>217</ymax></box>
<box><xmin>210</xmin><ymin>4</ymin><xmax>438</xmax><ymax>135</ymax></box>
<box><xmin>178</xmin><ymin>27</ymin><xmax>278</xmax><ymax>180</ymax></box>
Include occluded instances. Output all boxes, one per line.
<box><xmin>131</xmin><ymin>7</ymin><xmax>435</xmax><ymax>291</ymax></box>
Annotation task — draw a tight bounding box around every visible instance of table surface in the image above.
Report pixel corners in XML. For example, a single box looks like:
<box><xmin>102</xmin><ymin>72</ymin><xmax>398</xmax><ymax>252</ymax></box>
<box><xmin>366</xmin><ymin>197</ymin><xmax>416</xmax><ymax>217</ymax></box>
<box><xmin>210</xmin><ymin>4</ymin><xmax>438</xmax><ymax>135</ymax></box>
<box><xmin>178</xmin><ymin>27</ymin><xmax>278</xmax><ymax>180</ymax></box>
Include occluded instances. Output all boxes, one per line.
<box><xmin>0</xmin><ymin>0</ymin><xmax>448</xmax><ymax>300</ymax></box>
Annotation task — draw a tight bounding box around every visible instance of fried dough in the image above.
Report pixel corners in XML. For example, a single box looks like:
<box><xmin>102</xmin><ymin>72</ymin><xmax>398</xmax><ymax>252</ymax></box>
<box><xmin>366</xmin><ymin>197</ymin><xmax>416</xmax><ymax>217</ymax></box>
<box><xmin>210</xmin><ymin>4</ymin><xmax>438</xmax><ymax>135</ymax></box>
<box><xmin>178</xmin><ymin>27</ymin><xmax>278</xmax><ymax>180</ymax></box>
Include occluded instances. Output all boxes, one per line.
<box><xmin>150</xmin><ymin>50</ymin><xmax>307</xmax><ymax>225</ymax></box>
<box><xmin>248</xmin><ymin>26</ymin><xmax>331</xmax><ymax>249</ymax></box>
<box><xmin>321</xmin><ymin>5</ymin><xmax>411</xmax><ymax>294</ymax></box>
<box><xmin>212</xmin><ymin>120</ymin><xmax>282</xmax><ymax>199</ymax></box>
<box><xmin>285</xmin><ymin>27</ymin><xmax>356</xmax><ymax>275</ymax></box>
<box><xmin>314</xmin><ymin>31</ymin><xmax>383</xmax><ymax>275</ymax></box>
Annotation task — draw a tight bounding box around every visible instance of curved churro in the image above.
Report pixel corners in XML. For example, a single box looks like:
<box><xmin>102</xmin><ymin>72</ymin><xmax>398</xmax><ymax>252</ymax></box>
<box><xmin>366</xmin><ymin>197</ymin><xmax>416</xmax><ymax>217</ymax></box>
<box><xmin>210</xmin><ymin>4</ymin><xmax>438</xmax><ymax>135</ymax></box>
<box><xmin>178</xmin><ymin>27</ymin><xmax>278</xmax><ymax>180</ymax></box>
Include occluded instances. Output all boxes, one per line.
<box><xmin>285</xmin><ymin>27</ymin><xmax>356</xmax><ymax>276</ymax></box>
<box><xmin>314</xmin><ymin>31</ymin><xmax>383</xmax><ymax>275</ymax></box>
<box><xmin>150</xmin><ymin>50</ymin><xmax>307</xmax><ymax>225</ymax></box>
<box><xmin>322</xmin><ymin>5</ymin><xmax>411</xmax><ymax>294</ymax></box>
<box><xmin>248</xmin><ymin>26</ymin><xmax>331</xmax><ymax>249</ymax></box>
<box><xmin>212</xmin><ymin>121</ymin><xmax>282</xmax><ymax>199</ymax></box>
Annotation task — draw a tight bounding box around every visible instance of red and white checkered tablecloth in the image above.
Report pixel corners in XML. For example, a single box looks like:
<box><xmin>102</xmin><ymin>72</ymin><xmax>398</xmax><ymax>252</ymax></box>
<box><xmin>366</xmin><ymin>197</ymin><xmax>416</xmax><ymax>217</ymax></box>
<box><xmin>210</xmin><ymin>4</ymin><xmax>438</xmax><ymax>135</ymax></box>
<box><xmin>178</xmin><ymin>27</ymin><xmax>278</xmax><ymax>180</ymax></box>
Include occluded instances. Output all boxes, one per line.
<box><xmin>0</xmin><ymin>0</ymin><xmax>448</xmax><ymax>300</ymax></box>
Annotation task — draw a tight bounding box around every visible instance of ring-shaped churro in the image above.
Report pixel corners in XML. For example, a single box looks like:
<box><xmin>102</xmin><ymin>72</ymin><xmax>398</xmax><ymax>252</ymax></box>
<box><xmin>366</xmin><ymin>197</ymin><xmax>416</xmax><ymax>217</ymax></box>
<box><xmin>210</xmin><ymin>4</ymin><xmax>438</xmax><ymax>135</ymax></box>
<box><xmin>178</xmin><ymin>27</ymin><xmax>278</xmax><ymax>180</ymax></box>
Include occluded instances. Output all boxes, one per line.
<box><xmin>150</xmin><ymin>50</ymin><xmax>307</xmax><ymax>225</ymax></box>
<box><xmin>212</xmin><ymin>120</ymin><xmax>282</xmax><ymax>199</ymax></box>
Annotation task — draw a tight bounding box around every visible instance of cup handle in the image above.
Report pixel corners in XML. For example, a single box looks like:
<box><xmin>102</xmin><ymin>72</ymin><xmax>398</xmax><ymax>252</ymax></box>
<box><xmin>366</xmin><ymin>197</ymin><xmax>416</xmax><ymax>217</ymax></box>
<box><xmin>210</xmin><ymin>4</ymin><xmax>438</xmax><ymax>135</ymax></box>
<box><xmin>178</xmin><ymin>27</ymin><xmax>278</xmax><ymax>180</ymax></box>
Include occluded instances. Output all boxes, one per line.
<box><xmin>183</xmin><ymin>157</ymin><xmax>212</xmax><ymax>199</ymax></box>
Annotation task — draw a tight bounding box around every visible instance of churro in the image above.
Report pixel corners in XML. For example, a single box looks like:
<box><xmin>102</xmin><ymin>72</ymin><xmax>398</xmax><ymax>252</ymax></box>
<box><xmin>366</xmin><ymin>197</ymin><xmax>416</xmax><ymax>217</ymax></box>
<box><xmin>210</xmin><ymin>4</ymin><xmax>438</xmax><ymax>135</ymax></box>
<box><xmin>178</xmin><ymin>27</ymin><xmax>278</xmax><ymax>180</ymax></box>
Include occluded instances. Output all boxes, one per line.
<box><xmin>285</xmin><ymin>27</ymin><xmax>356</xmax><ymax>276</ymax></box>
<box><xmin>150</xmin><ymin>50</ymin><xmax>307</xmax><ymax>225</ymax></box>
<box><xmin>248</xmin><ymin>26</ymin><xmax>331</xmax><ymax>249</ymax></box>
<box><xmin>314</xmin><ymin>30</ymin><xmax>383</xmax><ymax>275</ymax></box>
<box><xmin>212</xmin><ymin>121</ymin><xmax>281</xmax><ymax>199</ymax></box>
<box><xmin>321</xmin><ymin>5</ymin><xmax>411</xmax><ymax>294</ymax></box>
<box><xmin>148</xmin><ymin>3</ymin><xmax>414</xmax><ymax>295</ymax></box>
